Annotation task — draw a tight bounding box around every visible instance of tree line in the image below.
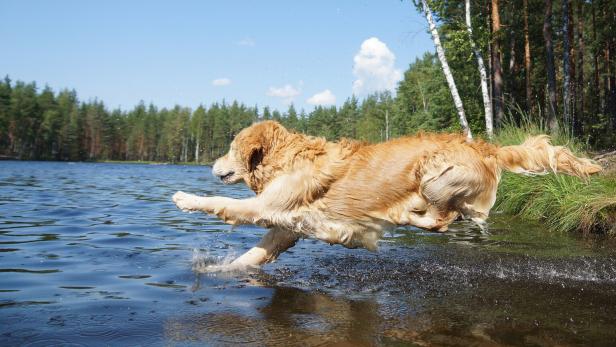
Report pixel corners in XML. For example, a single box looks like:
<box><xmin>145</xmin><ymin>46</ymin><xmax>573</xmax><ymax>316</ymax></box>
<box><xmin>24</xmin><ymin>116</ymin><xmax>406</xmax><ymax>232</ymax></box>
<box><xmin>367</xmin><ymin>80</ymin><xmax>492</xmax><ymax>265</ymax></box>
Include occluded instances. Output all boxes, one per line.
<box><xmin>1</xmin><ymin>0</ymin><xmax>614</xmax><ymax>162</ymax></box>
<box><xmin>0</xmin><ymin>76</ymin><xmax>405</xmax><ymax>163</ymax></box>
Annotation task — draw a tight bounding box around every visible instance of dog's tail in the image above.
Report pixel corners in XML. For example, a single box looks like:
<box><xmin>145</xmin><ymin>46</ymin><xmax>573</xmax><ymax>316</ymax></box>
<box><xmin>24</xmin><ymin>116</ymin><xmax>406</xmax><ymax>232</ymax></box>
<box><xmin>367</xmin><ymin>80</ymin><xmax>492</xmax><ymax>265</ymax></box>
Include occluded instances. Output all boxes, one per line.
<box><xmin>496</xmin><ymin>135</ymin><xmax>602</xmax><ymax>178</ymax></box>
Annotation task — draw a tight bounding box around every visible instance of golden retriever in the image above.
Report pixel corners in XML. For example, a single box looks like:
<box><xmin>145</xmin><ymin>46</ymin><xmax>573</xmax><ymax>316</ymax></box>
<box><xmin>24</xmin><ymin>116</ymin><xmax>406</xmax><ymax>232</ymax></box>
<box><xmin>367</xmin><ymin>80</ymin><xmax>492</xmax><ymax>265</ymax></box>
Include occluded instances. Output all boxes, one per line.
<box><xmin>173</xmin><ymin>121</ymin><xmax>601</xmax><ymax>267</ymax></box>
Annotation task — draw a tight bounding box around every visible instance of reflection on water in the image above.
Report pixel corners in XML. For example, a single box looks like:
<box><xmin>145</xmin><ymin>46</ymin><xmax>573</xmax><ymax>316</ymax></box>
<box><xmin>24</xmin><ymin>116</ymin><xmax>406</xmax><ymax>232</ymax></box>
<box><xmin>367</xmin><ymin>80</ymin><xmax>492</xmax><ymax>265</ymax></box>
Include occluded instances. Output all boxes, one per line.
<box><xmin>1</xmin><ymin>160</ymin><xmax>616</xmax><ymax>346</ymax></box>
<box><xmin>164</xmin><ymin>286</ymin><xmax>382</xmax><ymax>346</ymax></box>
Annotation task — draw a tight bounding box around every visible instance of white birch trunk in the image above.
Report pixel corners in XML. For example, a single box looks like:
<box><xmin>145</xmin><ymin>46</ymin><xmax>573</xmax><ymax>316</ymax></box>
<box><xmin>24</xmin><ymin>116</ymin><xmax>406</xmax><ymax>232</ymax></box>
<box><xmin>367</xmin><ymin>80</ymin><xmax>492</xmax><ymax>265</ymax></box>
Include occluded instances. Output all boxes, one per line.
<box><xmin>465</xmin><ymin>0</ymin><xmax>493</xmax><ymax>138</ymax></box>
<box><xmin>181</xmin><ymin>136</ymin><xmax>187</xmax><ymax>163</ymax></box>
<box><xmin>195</xmin><ymin>139</ymin><xmax>200</xmax><ymax>164</ymax></box>
<box><xmin>385</xmin><ymin>110</ymin><xmax>389</xmax><ymax>141</ymax></box>
<box><xmin>421</xmin><ymin>0</ymin><xmax>473</xmax><ymax>140</ymax></box>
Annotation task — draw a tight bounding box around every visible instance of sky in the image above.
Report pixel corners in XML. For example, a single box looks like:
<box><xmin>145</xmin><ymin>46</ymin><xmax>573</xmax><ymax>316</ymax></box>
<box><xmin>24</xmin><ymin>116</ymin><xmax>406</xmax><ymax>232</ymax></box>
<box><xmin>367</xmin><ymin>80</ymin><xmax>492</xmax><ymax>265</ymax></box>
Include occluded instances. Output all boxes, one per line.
<box><xmin>0</xmin><ymin>0</ymin><xmax>433</xmax><ymax>112</ymax></box>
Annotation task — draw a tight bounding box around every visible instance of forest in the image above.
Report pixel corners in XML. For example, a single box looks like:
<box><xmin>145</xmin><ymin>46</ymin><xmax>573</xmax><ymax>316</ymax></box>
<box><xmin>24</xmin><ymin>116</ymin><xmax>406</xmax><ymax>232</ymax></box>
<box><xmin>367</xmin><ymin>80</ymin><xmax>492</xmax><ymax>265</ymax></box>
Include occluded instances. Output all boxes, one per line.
<box><xmin>0</xmin><ymin>0</ymin><xmax>615</xmax><ymax>164</ymax></box>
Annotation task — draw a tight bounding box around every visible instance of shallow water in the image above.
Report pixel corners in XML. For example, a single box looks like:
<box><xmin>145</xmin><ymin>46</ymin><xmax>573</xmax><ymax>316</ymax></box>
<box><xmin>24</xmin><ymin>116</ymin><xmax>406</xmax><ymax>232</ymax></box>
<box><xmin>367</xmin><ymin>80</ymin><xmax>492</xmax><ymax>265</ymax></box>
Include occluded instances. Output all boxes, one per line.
<box><xmin>1</xmin><ymin>161</ymin><xmax>616</xmax><ymax>346</ymax></box>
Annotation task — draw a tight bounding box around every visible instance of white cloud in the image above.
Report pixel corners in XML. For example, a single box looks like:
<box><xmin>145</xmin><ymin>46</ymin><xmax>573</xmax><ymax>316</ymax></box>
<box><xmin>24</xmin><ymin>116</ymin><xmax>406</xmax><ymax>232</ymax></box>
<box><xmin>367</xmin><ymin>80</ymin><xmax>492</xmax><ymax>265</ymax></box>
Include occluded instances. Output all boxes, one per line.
<box><xmin>307</xmin><ymin>89</ymin><xmax>336</xmax><ymax>106</ymax></box>
<box><xmin>237</xmin><ymin>37</ymin><xmax>256</xmax><ymax>47</ymax></box>
<box><xmin>352</xmin><ymin>37</ymin><xmax>402</xmax><ymax>95</ymax></box>
<box><xmin>266</xmin><ymin>84</ymin><xmax>301</xmax><ymax>104</ymax></box>
<box><xmin>212</xmin><ymin>78</ymin><xmax>231</xmax><ymax>86</ymax></box>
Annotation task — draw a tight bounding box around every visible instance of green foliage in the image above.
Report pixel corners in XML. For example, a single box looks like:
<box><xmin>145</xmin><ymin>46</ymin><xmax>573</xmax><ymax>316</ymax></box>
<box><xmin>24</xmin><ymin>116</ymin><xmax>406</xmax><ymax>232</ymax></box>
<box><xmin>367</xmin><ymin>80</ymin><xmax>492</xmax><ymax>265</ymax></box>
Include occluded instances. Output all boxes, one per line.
<box><xmin>396</xmin><ymin>53</ymin><xmax>457</xmax><ymax>132</ymax></box>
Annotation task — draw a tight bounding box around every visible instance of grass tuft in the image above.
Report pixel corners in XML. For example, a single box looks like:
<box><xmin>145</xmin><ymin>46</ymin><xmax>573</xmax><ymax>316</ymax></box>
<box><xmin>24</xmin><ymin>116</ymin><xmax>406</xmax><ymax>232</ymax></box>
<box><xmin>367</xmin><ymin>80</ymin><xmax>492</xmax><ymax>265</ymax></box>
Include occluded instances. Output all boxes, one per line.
<box><xmin>493</xmin><ymin>115</ymin><xmax>616</xmax><ymax>235</ymax></box>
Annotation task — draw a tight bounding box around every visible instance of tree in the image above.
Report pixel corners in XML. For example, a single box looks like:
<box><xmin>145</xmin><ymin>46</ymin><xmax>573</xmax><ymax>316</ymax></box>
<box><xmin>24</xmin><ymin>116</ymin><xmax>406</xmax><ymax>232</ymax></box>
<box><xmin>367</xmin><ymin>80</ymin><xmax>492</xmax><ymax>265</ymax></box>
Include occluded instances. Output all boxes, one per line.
<box><xmin>591</xmin><ymin>0</ymin><xmax>600</xmax><ymax>120</ymax></box>
<box><xmin>0</xmin><ymin>77</ymin><xmax>12</xmax><ymax>153</ymax></box>
<box><xmin>523</xmin><ymin>0</ymin><xmax>532</xmax><ymax>112</ymax></box>
<box><xmin>465</xmin><ymin>0</ymin><xmax>493</xmax><ymax>138</ymax></box>
<box><xmin>56</xmin><ymin>89</ymin><xmax>79</xmax><ymax>160</ymax></box>
<box><xmin>337</xmin><ymin>96</ymin><xmax>360</xmax><ymax>138</ymax></box>
<box><xmin>576</xmin><ymin>0</ymin><xmax>584</xmax><ymax>135</ymax></box>
<box><xmin>191</xmin><ymin>105</ymin><xmax>206</xmax><ymax>163</ymax></box>
<box><xmin>562</xmin><ymin>0</ymin><xmax>572</xmax><ymax>133</ymax></box>
<box><xmin>544</xmin><ymin>0</ymin><xmax>559</xmax><ymax>132</ymax></box>
<box><xmin>262</xmin><ymin>106</ymin><xmax>271</xmax><ymax>121</ymax></box>
<box><xmin>396</xmin><ymin>53</ymin><xmax>456</xmax><ymax>132</ymax></box>
<box><xmin>604</xmin><ymin>2</ymin><xmax>616</xmax><ymax>129</ymax></box>
<box><xmin>418</xmin><ymin>0</ymin><xmax>472</xmax><ymax>140</ymax></box>
<box><xmin>66</xmin><ymin>103</ymin><xmax>84</xmax><ymax>160</ymax></box>
<box><xmin>283</xmin><ymin>104</ymin><xmax>300</xmax><ymax>130</ymax></box>
<box><xmin>10</xmin><ymin>81</ymin><xmax>41</xmax><ymax>158</ymax></box>
<box><xmin>356</xmin><ymin>95</ymin><xmax>381</xmax><ymax>142</ymax></box>
<box><xmin>491</xmin><ymin>0</ymin><xmax>505</xmax><ymax>129</ymax></box>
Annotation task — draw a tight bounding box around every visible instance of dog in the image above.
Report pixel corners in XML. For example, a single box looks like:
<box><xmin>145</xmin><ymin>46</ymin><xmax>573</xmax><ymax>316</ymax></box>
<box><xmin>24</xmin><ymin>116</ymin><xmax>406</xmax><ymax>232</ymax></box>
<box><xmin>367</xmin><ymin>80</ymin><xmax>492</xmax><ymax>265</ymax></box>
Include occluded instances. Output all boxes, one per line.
<box><xmin>173</xmin><ymin>121</ymin><xmax>601</xmax><ymax>267</ymax></box>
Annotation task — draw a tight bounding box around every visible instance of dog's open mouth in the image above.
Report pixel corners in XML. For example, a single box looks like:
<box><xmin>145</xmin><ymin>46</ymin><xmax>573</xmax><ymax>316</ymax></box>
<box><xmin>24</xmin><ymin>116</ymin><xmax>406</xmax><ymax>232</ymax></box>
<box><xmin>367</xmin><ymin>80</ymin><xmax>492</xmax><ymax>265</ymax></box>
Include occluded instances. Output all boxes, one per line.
<box><xmin>219</xmin><ymin>171</ymin><xmax>235</xmax><ymax>184</ymax></box>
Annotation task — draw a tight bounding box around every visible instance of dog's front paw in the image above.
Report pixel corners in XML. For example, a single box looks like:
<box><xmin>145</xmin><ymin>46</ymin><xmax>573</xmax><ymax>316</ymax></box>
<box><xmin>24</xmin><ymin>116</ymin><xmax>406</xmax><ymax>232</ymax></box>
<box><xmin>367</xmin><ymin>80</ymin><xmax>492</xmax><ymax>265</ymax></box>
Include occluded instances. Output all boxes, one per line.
<box><xmin>173</xmin><ymin>191</ymin><xmax>199</xmax><ymax>212</ymax></box>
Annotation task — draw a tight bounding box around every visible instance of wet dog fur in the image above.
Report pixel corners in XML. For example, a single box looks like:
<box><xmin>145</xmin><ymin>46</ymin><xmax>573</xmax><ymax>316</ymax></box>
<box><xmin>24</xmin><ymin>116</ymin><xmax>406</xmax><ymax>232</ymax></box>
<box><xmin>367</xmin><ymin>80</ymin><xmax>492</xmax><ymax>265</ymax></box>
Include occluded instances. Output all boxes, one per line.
<box><xmin>173</xmin><ymin>121</ymin><xmax>601</xmax><ymax>267</ymax></box>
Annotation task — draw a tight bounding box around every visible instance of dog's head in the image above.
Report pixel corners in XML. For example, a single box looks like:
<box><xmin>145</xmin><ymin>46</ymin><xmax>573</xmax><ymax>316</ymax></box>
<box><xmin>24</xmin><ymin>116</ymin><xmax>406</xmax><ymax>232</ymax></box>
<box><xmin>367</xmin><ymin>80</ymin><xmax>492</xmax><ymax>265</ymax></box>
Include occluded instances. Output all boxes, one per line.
<box><xmin>212</xmin><ymin>121</ymin><xmax>288</xmax><ymax>192</ymax></box>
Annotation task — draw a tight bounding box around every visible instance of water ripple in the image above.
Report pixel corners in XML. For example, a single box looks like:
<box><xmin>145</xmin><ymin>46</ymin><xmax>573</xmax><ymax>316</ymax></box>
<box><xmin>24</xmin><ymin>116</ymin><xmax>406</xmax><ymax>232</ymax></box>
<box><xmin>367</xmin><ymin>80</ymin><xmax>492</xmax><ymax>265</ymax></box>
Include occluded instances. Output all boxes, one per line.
<box><xmin>1</xmin><ymin>161</ymin><xmax>616</xmax><ymax>346</ymax></box>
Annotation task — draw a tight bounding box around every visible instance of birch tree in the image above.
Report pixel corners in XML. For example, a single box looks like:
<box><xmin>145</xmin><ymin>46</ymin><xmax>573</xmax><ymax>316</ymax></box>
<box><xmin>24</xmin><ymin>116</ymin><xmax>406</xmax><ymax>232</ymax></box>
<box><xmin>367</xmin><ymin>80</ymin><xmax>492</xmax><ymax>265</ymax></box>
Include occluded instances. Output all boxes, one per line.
<box><xmin>465</xmin><ymin>0</ymin><xmax>493</xmax><ymax>138</ymax></box>
<box><xmin>191</xmin><ymin>105</ymin><xmax>206</xmax><ymax>163</ymax></box>
<box><xmin>419</xmin><ymin>0</ymin><xmax>472</xmax><ymax>140</ymax></box>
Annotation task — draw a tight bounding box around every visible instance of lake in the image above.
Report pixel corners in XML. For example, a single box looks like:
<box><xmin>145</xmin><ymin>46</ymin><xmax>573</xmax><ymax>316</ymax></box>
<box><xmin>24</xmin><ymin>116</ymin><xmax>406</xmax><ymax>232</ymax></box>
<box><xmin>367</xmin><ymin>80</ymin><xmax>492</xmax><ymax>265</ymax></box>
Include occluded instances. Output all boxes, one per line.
<box><xmin>1</xmin><ymin>160</ymin><xmax>616</xmax><ymax>346</ymax></box>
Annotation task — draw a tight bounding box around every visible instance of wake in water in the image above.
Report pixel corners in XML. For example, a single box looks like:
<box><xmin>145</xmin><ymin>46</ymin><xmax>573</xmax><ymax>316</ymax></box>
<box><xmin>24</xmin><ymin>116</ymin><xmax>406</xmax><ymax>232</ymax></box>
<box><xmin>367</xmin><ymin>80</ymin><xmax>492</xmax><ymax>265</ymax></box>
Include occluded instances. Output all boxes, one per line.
<box><xmin>480</xmin><ymin>256</ymin><xmax>616</xmax><ymax>284</ymax></box>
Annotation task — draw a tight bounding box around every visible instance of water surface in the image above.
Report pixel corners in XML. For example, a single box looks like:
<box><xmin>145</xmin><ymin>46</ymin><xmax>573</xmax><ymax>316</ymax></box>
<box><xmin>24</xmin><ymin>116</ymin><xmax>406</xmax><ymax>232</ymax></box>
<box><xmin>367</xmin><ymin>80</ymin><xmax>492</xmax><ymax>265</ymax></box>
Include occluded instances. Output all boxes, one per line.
<box><xmin>1</xmin><ymin>161</ymin><xmax>616</xmax><ymax>346</ymax></box>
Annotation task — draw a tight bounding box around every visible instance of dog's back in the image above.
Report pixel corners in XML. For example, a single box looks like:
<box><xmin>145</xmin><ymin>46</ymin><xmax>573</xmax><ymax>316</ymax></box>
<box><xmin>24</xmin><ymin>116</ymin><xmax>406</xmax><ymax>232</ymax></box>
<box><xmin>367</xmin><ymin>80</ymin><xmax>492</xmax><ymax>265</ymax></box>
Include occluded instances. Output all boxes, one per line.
<box><xmin>317</xmin><ymin>132</ymin><xmax>601</xmax><ymax>234</ymax></box>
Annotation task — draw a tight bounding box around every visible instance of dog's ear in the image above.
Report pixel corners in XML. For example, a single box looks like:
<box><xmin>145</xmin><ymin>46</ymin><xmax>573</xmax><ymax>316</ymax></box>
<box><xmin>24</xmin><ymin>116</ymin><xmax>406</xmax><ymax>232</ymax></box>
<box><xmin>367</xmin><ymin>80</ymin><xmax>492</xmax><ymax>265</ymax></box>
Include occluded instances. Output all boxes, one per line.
<box><xmin>239</xmin><ymin>121</ymin><xmax>286</xmax><ymax>172</ymax></box>
<box><xmin>239</xmin><ymin>140</ymin><xmax>263</xmax><ymax>172</ymax></box>
<box><xmin>248</xmin><ymin>147</ymin><xmax>263</xmax><ymax>171</ymax></box>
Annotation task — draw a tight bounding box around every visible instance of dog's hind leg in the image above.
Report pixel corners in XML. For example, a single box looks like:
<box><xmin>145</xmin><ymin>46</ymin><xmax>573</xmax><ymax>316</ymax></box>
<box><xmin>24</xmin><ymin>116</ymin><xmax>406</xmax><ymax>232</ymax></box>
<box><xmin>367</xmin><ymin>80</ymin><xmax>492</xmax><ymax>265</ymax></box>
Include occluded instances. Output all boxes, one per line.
<box><xmin>419</xmin><ymin>156</ymin><xmax>499</xmax><ymax>233</ymax></box>
<box><xmin>230</xmin><ymin>227</ymin><xmax>300</xmax><ymax>266</ymax></box>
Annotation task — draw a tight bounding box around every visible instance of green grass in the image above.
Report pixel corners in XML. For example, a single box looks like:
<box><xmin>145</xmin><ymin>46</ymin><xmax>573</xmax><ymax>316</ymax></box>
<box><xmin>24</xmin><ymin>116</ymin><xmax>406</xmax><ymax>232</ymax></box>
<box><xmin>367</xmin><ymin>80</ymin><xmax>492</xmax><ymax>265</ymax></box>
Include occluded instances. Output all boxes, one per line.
<box><xmin>493</xmin><ymin>119</ymin><xmax>616</xmax><ymax>235</ymax></box>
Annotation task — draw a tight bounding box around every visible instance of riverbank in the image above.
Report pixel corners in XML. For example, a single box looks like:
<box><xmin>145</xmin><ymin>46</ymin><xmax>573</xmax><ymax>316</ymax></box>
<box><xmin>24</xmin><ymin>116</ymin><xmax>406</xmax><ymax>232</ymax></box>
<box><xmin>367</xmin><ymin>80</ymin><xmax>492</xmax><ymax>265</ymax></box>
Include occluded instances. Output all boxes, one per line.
<box><xmin>493</xmin><ymin>123</ymin><xmax>616</xmax><ymax>235</ymax></box>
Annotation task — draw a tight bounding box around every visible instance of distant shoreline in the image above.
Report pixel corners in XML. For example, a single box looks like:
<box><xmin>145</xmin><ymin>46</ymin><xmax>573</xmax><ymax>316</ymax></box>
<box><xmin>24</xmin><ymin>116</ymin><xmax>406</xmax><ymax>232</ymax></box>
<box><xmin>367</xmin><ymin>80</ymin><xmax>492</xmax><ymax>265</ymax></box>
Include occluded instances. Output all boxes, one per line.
<box><xmin>0</xmin><ymin>158</ymin><xmax>211</xmax><ymax>166</ymax></box>
<box><xmin>97</xmin><ymin>159</ymin><xmax>210</xmax><ymax>166</ymax></box>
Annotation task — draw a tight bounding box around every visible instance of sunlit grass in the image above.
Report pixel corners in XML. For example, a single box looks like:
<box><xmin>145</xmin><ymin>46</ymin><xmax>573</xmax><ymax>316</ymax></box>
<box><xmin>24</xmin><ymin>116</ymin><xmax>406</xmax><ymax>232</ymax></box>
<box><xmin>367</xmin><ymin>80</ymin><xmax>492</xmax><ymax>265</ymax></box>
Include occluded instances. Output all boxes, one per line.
<box><xmin>493</xmin><ymin>116</ymin><xmax>616</xmax><ymax>235</ymax></box>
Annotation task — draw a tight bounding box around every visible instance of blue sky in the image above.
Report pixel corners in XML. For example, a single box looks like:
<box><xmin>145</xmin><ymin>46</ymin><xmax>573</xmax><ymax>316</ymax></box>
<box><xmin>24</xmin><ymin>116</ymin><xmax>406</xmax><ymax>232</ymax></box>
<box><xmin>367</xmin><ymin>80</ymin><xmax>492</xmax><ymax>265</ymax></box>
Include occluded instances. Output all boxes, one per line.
<box><xmin>0</xmin><ymin>0</ymin><xmax>433</xmax><ymax>112</ymax></box>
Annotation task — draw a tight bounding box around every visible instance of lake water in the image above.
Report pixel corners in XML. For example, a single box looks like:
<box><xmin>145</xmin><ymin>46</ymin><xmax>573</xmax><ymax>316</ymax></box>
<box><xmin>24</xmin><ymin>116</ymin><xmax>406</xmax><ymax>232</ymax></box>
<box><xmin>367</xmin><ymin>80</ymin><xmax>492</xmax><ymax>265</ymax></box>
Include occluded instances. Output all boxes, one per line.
<box><xmin>1</xmin><ymin>161</ymin><xmax>616</xmax><ymax>346</ymax></box>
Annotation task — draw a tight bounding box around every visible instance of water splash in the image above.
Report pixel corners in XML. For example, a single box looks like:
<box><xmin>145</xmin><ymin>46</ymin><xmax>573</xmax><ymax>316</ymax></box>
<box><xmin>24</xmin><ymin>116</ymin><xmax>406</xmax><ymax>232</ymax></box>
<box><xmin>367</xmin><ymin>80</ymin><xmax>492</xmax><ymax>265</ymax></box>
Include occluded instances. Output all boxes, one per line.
<box><xmin>191</xmin><ymin>248</ymin><xmax>257</xmax><ymax>273</ymax></box>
